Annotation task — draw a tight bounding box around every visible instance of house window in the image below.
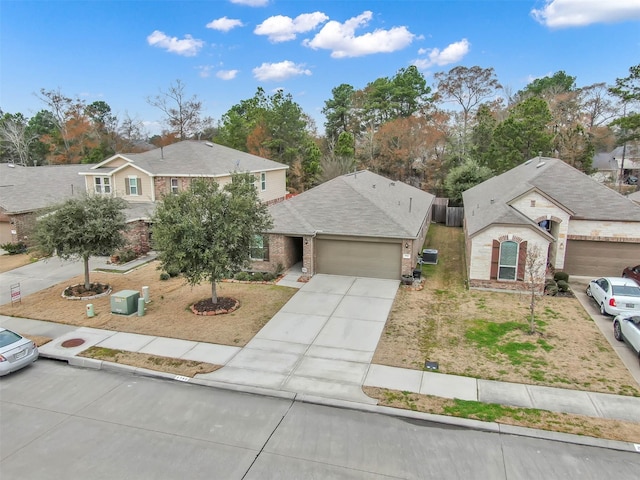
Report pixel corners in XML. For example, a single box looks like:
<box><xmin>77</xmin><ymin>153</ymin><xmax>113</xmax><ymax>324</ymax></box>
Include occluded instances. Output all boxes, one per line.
<box><xmin>171</xmin><ymin>178</ymin><xmax>179</xmax><ymax>194</ymax></box>
<box><xmin>250</xmin><ymin>235</ymin><xmax>269</xmax><ymax>261</ymax></box>
<box><xmin>498</xmin><ymin>241</ymin><xmax>518</xmax><ymax>280</ymax></box>
<box><xmin>260</xmin><ymin>172</ymin><xmax>266</xmax><ymax>191</ymax></box>
<box><xmin>126</xmin><ymin>177</ymin><xmax>141</xmax><ymax>196</ymax></box>
<box><xmin>94</xmin><ymin>177</ymin><xmax>111</xmax><ymax>194</ymax></box>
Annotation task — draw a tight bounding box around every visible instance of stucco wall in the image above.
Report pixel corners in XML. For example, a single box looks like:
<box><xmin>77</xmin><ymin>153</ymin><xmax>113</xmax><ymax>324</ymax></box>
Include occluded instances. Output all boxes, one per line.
<box><xmin>568</xmin><ymin>219</ymin><xmax>640</xmax><ymax>240</ymax></box>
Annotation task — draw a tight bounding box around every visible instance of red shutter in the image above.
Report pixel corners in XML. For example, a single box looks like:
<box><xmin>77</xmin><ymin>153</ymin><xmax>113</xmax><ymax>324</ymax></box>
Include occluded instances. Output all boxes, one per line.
<box><xmin>490</xmin><ymin>240</ymin><xmax>499</xmax><ymax>280</ymax></box>
<box><xmin>517</xmin><ymin>241</ymin><xmax>527</xmax><ymax>281</ymax></box>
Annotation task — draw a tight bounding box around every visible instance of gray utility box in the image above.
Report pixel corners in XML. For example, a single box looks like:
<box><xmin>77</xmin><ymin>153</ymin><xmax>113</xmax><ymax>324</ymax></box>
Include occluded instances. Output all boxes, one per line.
<box><xmin>110</xmin><ymin>289</ymin><xmax>140</xmax><ymax>315</ymax></box>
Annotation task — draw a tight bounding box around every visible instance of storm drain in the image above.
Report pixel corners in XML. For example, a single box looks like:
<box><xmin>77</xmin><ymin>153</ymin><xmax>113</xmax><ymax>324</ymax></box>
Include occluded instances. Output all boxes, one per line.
<box><xmin>60</xmin><ymin>338</ymin><xmax>86</xmax><ymax>348</ymax></box>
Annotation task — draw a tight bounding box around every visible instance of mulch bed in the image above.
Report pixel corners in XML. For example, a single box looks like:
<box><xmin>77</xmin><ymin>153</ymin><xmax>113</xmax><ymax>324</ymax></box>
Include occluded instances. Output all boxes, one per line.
<box><xmin>190</xmin><ymin>296</ymin><xmax>240</xmax><ymax>316</ymax></box>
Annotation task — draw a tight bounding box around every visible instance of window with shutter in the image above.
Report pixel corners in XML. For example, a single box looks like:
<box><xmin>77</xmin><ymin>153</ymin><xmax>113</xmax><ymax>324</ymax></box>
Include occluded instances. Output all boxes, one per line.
<box><xmin>498</xmin><ymin>241</ymin><xmax>518</xmax><ymax>280</ymax></box>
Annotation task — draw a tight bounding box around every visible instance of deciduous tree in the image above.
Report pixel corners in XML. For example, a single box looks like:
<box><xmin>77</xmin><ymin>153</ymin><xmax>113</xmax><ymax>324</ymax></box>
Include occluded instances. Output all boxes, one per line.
<box><xmin>35</xmin><ymin>195</ymin><xmax>128</xmax><ymax>289</ymax></box>
<box><xmin>147</xmin><ymin>79</ymin><xmax>203</xmax><ymax>141</ymax></box>
<box><xmin>151</xmin><ymin>174</ymin><xmax>272</xmax><ymax>304</ymax></box>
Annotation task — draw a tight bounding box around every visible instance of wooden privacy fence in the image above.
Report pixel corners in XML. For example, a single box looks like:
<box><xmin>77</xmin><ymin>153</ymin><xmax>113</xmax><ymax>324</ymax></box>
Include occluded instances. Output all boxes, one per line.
<box><xmin>432</xmin><ymin>198</ymin><xmax>464</xmax><ymax>227</ymax></box>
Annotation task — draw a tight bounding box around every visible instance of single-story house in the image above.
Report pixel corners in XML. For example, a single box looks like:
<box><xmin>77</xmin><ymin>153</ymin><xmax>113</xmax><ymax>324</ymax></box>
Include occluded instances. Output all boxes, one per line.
<box><xmin>251</xmin><ymin>170</ymin><xmax>435</xmax><ymax>280</ymax></box>
<box><xmin>0</xmin><ymin>163</ymin><xmax>87</xmax><ymax>244</ymax></box>
<box><xmin>463</xmin><ymin>156</ymin><xmax>640</xmax><ymax>290</ymax></box>
<box><xmin>79</xmin><ymin>140</ymin><xmax>290</xmax><ymax>251</ymax></box>
<box><xmin>592</xmin><ymin>144</ymin><xmax>640</xmax><ymax>184</ymax></box>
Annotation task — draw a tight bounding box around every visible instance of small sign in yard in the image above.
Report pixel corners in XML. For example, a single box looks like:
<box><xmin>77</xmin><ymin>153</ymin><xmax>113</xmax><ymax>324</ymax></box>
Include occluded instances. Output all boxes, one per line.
<box><xmin>10</xmin><ymin>283</ymin><xmax>21</xmax><ymax>305</ymax></box>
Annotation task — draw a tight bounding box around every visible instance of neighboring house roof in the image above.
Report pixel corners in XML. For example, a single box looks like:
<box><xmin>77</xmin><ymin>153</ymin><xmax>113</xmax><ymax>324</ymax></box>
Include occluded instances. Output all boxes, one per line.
<box><xmin>268</xmin><ymin>170</ymin><xmax>434</xmax><ymax>239</ymax></box>
<box><xmin>463</xmin><ymin>157</ymin><xmax>640</xmax><ymax>237</ymax></box>
<box><xmin>125</xmin><ymin>202</ymin><xmax>156</xmax><ymax>222</ymax></box>
<box><xmin>593</xmin><ymin>144</ymin><xmax>640</xmax><ymax>171</ymax></box>
<box><xmin>0</xmin><ymin>164</ymin><xmax>87</xmax><ymax>214</ymax></box>
<box><xmin>85</xmin><ymin>140</ymin><xmax>288</xmax><ymax>177</ymax></box>
<box><xmin>592</xmin><ymin>152</ymin><xmax>618</xmax><ymax>172</ymax></box>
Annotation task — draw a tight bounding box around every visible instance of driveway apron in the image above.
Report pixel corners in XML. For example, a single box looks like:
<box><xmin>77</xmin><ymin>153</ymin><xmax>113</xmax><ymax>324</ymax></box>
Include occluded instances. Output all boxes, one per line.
<box><xmin>198</xmin><ymin>274</ymin><xmax>399</xmax><ymax>403</ymax></box>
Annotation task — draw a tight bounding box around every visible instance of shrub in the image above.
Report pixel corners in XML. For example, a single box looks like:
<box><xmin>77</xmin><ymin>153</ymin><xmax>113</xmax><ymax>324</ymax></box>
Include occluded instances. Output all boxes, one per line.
<box><xmin>544</xmin><ymin>279</ymin><xmax>556</xmax><ymax>288</ymax></box>
<box><xmin>159</xmin><ymin>272</ymin><xmax>170</xmax><ymax>281</ymax></box>
<box><xmin>262</xmin><ymin>272</ymin><xmax>275</xmax><ymax>282</ymax></box>
<box><xmin>234</xmin><ymin>271</ymin><xmax>250</xmax><ymax>281</ymax></box>
<box><xmin>116</xmin><ymin>248</ymin><xmax>137</xmax><ymax>264</ymax></box>
<box><xmin>553</xmin><ymin>271</ymin><xmax>569</xmax><ymax>283</ymax></box>
<box><xmin>1</xmin><ymin>242</ymin><xmax>27</xmax><ymax>255</ymax></box>
<box><xmin>274</xmin><ymin>263</ymin><xmax>285</xmax><ymax>276</ymax></box>
<box><xmin>556</xmin><ymin>280</ymin><xmax>570</xmax><ymax>292</ymax></box>
<box><xmin>251</xmin><ymin>272</ymin><xmax>264</xmax><ymax>282</ymax></box>
<box><xmin>545</xmin><ymin>284</ymin><xmax>559</xmax><ymax>296</ymax></box>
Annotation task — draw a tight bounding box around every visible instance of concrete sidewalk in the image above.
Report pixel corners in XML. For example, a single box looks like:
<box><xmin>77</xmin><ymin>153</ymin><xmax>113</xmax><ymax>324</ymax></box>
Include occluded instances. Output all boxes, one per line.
<box><xmin>3</xmin><ymin>315</ymin><xmax>640</xmax><ymax>424</ymax></box>
<box><xmin>1</xmin><ymin>257</ymin><xmax>639</xmax><ymax>430</ymax></box>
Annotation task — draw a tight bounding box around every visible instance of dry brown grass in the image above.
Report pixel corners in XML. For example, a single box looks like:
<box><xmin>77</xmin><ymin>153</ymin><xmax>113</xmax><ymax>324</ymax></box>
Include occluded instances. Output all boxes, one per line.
<box><xmin>372</xmin><ymin>224</ymin><xmax>640</xmax><ymax>397</ymax></box>
<box><xmin>0</xmin><ymin>253</ymin><xmax>33</xmax><ymax>273</ymax></box>
<box><xmin>364</xmin><ymin>387</ymin><xmax>640</xmax><ymax>444</ymax></box>
<box><xmin>0</xmin><ymin>261</ymin><xmax>297</xmax><ymax>347</ymax></box>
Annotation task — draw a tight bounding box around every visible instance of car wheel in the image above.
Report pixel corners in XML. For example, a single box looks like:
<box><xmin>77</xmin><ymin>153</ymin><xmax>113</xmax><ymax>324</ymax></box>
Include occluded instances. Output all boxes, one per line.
<box><xmin>600</xmin><ymin>302</ymin><xmax>607</xmax><ymax>315</ymax></box>
<box><xmin>613</xmin><ymin>320</ymin><xmax>623</xmax><ymax>341</ymax></box>
<box><xmin>586</xmin><ymin>286</ymin><xmax>592</xmax><ymax>297</ymax></box>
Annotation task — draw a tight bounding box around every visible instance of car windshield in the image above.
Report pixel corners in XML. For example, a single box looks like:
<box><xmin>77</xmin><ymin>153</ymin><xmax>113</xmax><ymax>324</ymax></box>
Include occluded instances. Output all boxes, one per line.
<box><xmin>0</xmin><ymin>330</ymin><xmax>22</xmax><ymax>348</ymax></box>
<box><xmin>612</xmin><ymin>285</ymin><xmax>640</xmax><ymax>297</ymax></box>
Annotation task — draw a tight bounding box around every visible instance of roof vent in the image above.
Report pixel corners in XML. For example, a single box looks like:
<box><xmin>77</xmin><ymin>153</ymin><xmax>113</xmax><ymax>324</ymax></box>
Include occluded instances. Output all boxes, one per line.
<box><xmin>205</xmin><ymin>141</ymin><xmax>214</xmax><ymax>147</ymax></box>
<box><xmin>372</xmin><ymin>184</ymin><xmax>376</xmax><ymax>189</ymax></box>
<box><xmin>524</xmin><ymin>159</ymin><xmax>532</xmax><ymax>165</ymax></box>
<box><xmin>536</xmin><ymin>162</ymin><xmax>546</xmax><ymax>168</ymax></box>
<box><xmin>389</xmin><ymin>182</ymin><xmax>395</xmax><ymax>186</ymax></box>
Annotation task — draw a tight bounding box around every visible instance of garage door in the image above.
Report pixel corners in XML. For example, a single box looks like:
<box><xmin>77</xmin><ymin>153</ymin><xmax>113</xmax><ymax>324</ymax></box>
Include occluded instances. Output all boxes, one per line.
<box><xmin>564</xmin><ymin>240</ymin><xmax>640</xmax><ymax>276</ymax></box>
<box><xmin>316</xmin><ymin>238</ymin><xmax>402</xmax><ymax>279</ymax></box>
<box><xmin>0</xmin><ymin>222</ymin><xmax>12</xmax><ymax>245</ymax></box>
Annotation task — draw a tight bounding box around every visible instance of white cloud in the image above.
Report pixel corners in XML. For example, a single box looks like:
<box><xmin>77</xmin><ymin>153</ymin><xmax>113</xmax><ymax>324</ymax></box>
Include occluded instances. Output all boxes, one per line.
<box><xmin>217</xmin><ymin>69</ymin><xmax>239</xmax><ymax>80</ymax></box>
<box><xmin>206</xmin><ymin>17</ymin><xmax>244</xmax><ymax>32</ymax></box>
<box><xmin>230</xmin><ymin>0</ymin><xmax>269</xmax><ymax>6</ymax></box>
<box><xmin>255</xmin><ymin>12</ymin><xmax>328</xmax><ymax>42</ymax></box>
<box><xmin>197</xmin><ymin>65</ymin><xmax>214</xmax><ymax>78</ymax></box>
<box><xmin>303</xmin><ymin>11</ymin><xmax>415</xmax><ymax>58</ymax></box>
<box><xmin>147</xmin><ymin>30</ymin><xmax>204</xmax><ymax>56</ymax></box>
<box><xmin>413</xmin><ymin>39</ymin><xmax>470</xmax><ymax>69</ymax></box>
<box><xmin>252</xmin><ymin>61</ymin><xmax>312</xmax><ymax>81</ymax></box>
<box><xmin>531</xmin><ymin>0</ymin><xmax>640</xmax><ymax>28</ymax></box>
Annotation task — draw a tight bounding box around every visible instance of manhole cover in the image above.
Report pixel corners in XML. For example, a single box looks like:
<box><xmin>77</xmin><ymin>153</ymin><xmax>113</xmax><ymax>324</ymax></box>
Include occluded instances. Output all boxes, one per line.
<box><xmin>61</xmin><ymin>338</ymin><xmax>85</xmax><ymax>348</ymax></box>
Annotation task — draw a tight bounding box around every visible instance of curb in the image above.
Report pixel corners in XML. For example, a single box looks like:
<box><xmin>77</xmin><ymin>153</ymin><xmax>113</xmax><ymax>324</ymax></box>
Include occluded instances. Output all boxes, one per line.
<box><xmin>50</xmin><ymin>353</ymin><xmax>640</xmax><ymax>454</ymax></box>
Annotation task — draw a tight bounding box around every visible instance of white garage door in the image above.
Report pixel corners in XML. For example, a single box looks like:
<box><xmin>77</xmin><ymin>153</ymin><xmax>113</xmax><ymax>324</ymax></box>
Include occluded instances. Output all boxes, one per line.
<box><xmin>564</xmin><ymin>240</ymin><xmax>640</xmax><ymax>276</ymax></box>
<box><xmin>316</xmin><ymin>238</ymin><xmax>402</xmax><ymax>279</ymax></box>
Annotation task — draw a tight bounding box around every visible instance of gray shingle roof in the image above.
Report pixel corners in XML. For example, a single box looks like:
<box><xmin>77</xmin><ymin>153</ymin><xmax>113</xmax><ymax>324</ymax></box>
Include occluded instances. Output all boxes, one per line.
<box><xmin>268</xmin><ymin>170</ymin><xmax>434</xmax><ymax>239</ymax></box>
<box><xmin>463</xmin><ymin>157</ymin><xmax>640</xmax><ymax>237</ymax></box>
<box><xmin>92</xmin><ymin>140</ymin><xmax>288</xmax><ymax>176</ymax></box>
<box><xmin>0</xmin><ymin>164</ymin><xmax>87</xmax><ymax>214</ymax></box>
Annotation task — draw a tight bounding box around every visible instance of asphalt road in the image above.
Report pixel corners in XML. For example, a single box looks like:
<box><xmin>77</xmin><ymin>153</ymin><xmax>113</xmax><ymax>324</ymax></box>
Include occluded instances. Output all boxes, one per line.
<box><xmin>1</xmin><ymin>360</ymin><xmax>638</xmax><ymax>479</ymax></box>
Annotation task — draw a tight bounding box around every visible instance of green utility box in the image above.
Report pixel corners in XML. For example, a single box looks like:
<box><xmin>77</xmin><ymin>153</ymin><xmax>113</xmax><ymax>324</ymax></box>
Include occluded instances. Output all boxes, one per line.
<box><xmin>110</xmin><ymin>289</ymin><xmax>140</xmax><ymax>315</ymax></box>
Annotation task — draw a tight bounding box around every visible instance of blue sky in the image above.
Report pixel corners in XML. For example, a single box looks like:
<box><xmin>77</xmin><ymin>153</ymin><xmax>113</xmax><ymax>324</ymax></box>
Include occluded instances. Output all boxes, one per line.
<box><xmin>1</xmin><ymin>0</ymin><xmax>639</xmax><ymax>136</ymax></box>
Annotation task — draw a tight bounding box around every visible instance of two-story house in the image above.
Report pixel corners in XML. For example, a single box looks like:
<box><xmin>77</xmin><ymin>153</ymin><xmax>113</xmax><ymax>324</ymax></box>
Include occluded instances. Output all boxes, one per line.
<box><xmin>80</xmin><ymin>140</ymin><xmax>289</xmax><ymax>252</ymax></box>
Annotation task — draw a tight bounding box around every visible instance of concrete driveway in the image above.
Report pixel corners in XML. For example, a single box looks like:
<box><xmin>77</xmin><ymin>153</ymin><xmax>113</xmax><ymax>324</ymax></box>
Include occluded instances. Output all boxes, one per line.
<box><xmin>199</xmin><ymin>274</ymin><xmax>399</xmax><ymax>403</ymax></box>
<box><xmin>572</xmin><ymin>276</ymin><xmax>640</xmax><ymax>385</ymax></box>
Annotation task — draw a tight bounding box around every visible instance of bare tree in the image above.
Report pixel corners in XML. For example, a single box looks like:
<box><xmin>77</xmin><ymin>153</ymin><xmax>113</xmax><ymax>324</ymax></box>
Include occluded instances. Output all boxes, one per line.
<box><xmin>0</xmin><ymin>114</ymin><xmax>37</xmax><ymax>165</ymax></box>
<box><xmin>525</xmin><ymin>244</ymin><xmax>547</xmax><ymax>334</ymax></box>
<box><xmin>434</xmin><ymin>66</ymin><xmax>502</xmax><ymax>148</ymax></box>
<box><xmin>147</xmin><ymin>79</ymin><xmax>203</xmax><ymax>140</ymax></box>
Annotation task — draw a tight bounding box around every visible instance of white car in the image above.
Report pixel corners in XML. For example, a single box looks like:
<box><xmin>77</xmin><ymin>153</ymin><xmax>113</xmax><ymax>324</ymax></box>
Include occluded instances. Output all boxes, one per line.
<box><xmin>0</xmin><ymin>328</ymin><xmax>39</xmax><ymax>376</ymax></box>
<box><xmin>613</xmin><ymin>314</ymin><xmax>640</xmax><ymax>366</ymax></box>
<box><xmin>586</xmin><ymin>277</ymin><xmax>640</xmax><ymax>316</ymax></box>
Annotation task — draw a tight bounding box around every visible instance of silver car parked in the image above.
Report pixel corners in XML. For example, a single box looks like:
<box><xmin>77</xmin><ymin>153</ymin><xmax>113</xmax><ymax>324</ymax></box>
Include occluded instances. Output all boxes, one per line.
<box><xmin>0</xmin><ymin>328</ymin><xmax>39</xmax><ymax>376</ymax></box>
<box><xmin>586</xmin><ymin>277</ymin><xmax>640</xmax><ymax>316</ymax></box>
<box><xmin>613</xmin><ymin>314</ymin><xmax>640</xmax><ymax>367</ymax></box>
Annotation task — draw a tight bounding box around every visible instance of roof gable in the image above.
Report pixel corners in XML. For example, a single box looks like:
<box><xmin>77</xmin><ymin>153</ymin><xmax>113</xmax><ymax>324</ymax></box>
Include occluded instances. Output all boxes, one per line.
<box><xmin>463</xmin><ymin>157</ymin><xmax>640</xmax><ymax>236</ymax></box>
<box><xmin>94</xmin><ymin>140</ymin><xmax>288</xmax><ymax>177</ymax></box>
<box><xmin>268</xmin><ymin>170</ymin><xmax>434</xmax><ymax>238</ymax></box>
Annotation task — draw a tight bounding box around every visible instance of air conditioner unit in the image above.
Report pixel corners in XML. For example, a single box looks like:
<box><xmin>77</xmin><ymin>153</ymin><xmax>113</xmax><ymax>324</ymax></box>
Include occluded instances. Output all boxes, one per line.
<box><xmin>421</xmin><ymin>249</ymin><xmax>438</xmax><ymax>265</ymax></box>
